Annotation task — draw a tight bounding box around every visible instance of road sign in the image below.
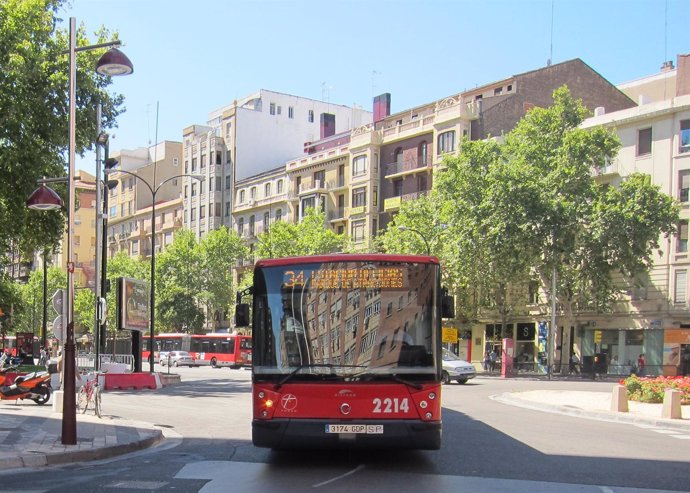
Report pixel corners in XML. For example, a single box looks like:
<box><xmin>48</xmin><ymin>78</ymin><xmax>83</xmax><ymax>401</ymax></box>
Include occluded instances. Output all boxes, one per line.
<box><xmin>52</xmin><ymin>315</ymin><xmax>65</xmax><ymax>341</ymax></box>
<box><xmin>52</xmin><ymin>289</ymin><xmax>66</xmax><ymax>316</ymax></box>
<box><xmin>594</xmin><ymin>330</ymin><xmax>602</xmax><ymax>343</ymax></box>
<box><xmin>442</xmin><ymin>327</ymin><xmax>458</xmax><ymax>343</ymax></box>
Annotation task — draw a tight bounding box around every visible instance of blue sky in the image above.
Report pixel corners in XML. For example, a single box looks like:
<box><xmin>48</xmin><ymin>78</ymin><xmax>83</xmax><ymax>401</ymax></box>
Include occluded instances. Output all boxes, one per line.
<box><xmin>62</xmin><ymin>0</ymin><xmax>689</xmax><ymax>174</ymax></box>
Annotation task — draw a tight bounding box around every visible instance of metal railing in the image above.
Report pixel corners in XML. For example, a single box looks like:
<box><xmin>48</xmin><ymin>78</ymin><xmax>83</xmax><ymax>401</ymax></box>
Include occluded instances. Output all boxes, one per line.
<box><xmin>77</xmin><ymin>352</ymin><xmax>135</xmax><ymax>372</ymax></box>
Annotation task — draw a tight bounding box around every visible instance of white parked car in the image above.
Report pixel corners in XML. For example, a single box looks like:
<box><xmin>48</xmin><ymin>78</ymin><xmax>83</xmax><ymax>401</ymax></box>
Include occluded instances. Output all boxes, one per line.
<box><xmin>160</xmin><ymin>350</ymin><xmax>195</xmax><ymax>367</ymax></box>
<box><xmin>441</xmin><ymin>348</ymin><xmax>476</xmax><ymax>384</ymax></box>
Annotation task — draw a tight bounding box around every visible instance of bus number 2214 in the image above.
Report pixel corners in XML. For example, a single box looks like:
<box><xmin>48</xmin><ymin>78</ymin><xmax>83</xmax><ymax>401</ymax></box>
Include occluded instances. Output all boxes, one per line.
<box><xmin>372</xmin><ymin>397</ymin><xmax>409</xmax><ymax>414</ymax></box>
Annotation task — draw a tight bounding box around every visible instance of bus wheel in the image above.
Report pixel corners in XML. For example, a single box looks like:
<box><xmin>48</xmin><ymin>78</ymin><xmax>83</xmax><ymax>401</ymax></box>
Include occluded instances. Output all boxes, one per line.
<box><xmin>442</xmin><ymin>371</ymin><xmax>451</xmax><ymax>385</ymax></box>
<box><xmin>210</xmin><ymin>357</ymin><xmax>218</xmax><ymax>368</ymax></box>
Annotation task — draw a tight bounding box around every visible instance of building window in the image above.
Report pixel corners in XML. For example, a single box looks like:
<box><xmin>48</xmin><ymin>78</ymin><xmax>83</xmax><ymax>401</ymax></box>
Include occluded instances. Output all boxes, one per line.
<box><xmin>308</xmin><ymin>110</ymin><xmax>314</xmax><ymax>123</ymax></box>
<box><xmin>393</xmin><ymin>179</ymin><xmax>402</xmax><ymax>196</ymax></box>
<box><xmin>239</xmin><ymin>190</ymin><xmax>245</xmax><ymax>203</ymax></box>
<box><xmin>528</xmin><ymin>281</ymin><xmax>539</xmax><ymax>304</ymax></box>
<box><xmin>351</xmin><ymin>220</ymin><xmax>365</xmax><ymax>242</ymax></box>
<box><xmin>637</xmin><ymin>127</ymin><xmax>652</xmax><ymax>156</ymax></box>
<box><xmin>249</xmin><ymin>215</ymin><xmax>255</xmax><ymax>236</ymax></box>
<box><xmin>216</xmin><ymin>152</ymin><xmax>222</xmax><ymax>165</ymax></box>
<box><xmin>269</xmin><ymin>103</ymin><xmax>276</xmax><ymax>115</ymax></box>
<box><xmin>215</xmin><ymin>202</ymin><xmax>221</xmax><ymax>217</ymax></box>
<box><xmin>314</xmin><ymin>170</ymin><xmax>325</xmax><ymax>186</ymax></box>
<box><xmin>394</xmin><ymin>147</ymin><xmax>403</xmax><ymax>163</ymax></box>
<box><xmin>237</xmin><ymin>218</ymin><xmax>244</xmax><ymax>236</ymax></box>
<box><xmin>437</xmin><ymin>131</ymin><xmax>456</xmax><ymax>155</ymax></box>
<box><xmin>225</xmin><ymin>176</ymin><xmax>231</xmax><ymax>190</ymax></box>
<box><xmin>200</xmin><ymin>154</ymin><xmax>206</xmax><ymax>169</ymax></box>
<box><xmin>192</xmin><ymin>157</ymin><xmax>197</xmax><ymax>172</ymax></box>
<box><xmin>681</xmin><ymin>120</ymin><xmax>690</xmax><ymax>153</ymax></box>
<box><xmin>678</xmin><ymin>220</ymin><xmax>688</xmax><ymax>253</ymax></box>
<box><xmin>200</xmin><ymin>205</ymin><xmax>206</xmax><ymax>219</ymax></box>
<box><xmin>265</xmin><ymin>183</ymin><xmax>271</xmax><ymax>197</ymax></box>
<box><xmin>674</xmin><ymin>269</ymin><xmax>687</xmax><ymax>304</ymax></box>
<box><xmin>191</xmin><ymin>208</ymin><xmax>196</xmax><ymax>221</ymax></box>
<box><xmin>250</xmin><ymin>187</ymin><xmax>256</xmax><ymax>199</ymax></box>
<box><xmin>276</xmin><ymin>208</ymin><xmax>282</xmax><ymax>222</ymax></box>
<box><xmin>277</xmin><ymin>179</ymin><xmax>284</xmax><ymax>194</ymax></box>
<box><xmin>352</xmin><ymin>155</ymin><xmax>367</xmax><ymax>176</ymax></box>
<box><xmin>288</xmin><ymin>106</ymin><xmax>294</xmax><ymax>119</ymax></box>
<box><xmin>184</xmin><ymin>185</ymin><xmax>188</xmax><ymax>198</ymax></box>
<box><xmin>418</xmin><ymin>141</ymin><xmax>428</xmax><ymax>166</ymax></box>
<box><xmin>277</xmin><ymin>105</ymin><xmax>282</xmax><ymax>115</ymax></box>
<box><xmin>263</xmin><ymin>212</ymin><xmax>270</xmax><ymax>231</ymax></box>
<box><xmin>225</xmin><ymin>202</ymin><xmax>231</xmax><ymax>217</ymax></box>
<box><xmin>679</xmin><ymin>170</ymin><xmax>690</xmax><ymax>203</ymax></box>
<box><xmin>352</xmin><ymin>187</ymin><xmax>366</xmax><ymax>207</ymax></box>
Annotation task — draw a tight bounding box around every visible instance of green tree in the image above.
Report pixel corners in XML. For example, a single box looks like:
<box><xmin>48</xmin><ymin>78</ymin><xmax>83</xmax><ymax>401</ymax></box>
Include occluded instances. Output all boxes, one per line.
<box><xmin>11</xmin><ymin>264</ymin><xmax>66</xmax><ymax>337</ymax></box>
<box><xmin>197</xmin><ymin>226</ymin><xmax>248</xmax><ymax>331</ymax></box>
<box><xmin>255</xmin><ymin>208</ymin><xmax>347</xmax><ymax>258</ymax></box>
<box><xmin>0</xmin><ymin>0</ymin><xmax>126</xmax><ymax>260</ymax></box>
<box><xmin>155</xmin><ymin>230</ymin><xmax>204</xmax><ymax>333</ymax></box>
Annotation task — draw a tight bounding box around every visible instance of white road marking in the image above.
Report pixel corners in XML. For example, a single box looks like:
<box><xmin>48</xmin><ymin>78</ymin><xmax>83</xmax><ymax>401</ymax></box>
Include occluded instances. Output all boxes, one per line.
<box><xmin>312</xmin><ymin>464</ymin><xmax>365</xmax><ymax>487</ymax></box>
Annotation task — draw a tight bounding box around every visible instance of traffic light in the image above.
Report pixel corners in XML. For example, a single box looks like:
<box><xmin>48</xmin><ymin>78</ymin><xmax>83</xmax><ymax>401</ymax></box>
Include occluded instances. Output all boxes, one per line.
<box><xmin>104</xmin><ymin>157</ymin><xmax>119</xmax><ymax>169</ymax></box>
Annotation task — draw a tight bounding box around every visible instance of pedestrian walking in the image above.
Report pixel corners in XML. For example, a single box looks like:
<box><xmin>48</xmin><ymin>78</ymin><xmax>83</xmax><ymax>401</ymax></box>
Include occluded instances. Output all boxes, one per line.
<box><xmin>483</xmin><ymin>351</ymin><xmax>490</xmax><ymax>372</ymax></box>
<box><xmin>569</xmin><ymin>353</ymin><xmax>580</xmax><ymax>374</ymax></box>
<box><xmin>489</xmin><ymin>349</ymin><xmax>497</xmax><ymax>372</ymax></box>
<box><xmin>637</xmin><ymin>353</ymin><xmax>646</xmax><ymax>376</ymax></box>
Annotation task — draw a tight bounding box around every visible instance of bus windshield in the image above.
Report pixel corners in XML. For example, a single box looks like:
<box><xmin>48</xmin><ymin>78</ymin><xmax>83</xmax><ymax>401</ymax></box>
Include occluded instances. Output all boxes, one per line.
<box><xmin>252</xmin><ymin>258</ymin><xmax>440</xmax><ymax>379</ymax></box>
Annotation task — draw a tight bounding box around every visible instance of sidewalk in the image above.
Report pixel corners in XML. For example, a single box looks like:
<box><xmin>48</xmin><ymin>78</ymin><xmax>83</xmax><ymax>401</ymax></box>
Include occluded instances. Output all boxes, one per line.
<box><xmin>494</xmin><ymin>389</ymin><xmax>690</xmax><ymax>431</ymax></box>
<box><xmin>0</xmin><ymin>400</ymin><xmax>166</xmax><ymax>470</ymax></box>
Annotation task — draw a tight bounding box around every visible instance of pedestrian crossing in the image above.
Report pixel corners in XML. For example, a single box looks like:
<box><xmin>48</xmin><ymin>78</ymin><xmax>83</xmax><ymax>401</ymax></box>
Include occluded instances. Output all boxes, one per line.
<box><xmin>634</xmin><ymin>423</ymin><xmax>690</xmax><ymax>440</ymax></box>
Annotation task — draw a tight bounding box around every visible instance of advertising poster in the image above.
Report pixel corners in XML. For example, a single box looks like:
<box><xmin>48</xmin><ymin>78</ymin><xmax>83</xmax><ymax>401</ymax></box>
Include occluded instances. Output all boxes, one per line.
<box><xmin>118</xmin><ymin>277</ymin><xmax>150</xmax><ymax>332</ymax></box>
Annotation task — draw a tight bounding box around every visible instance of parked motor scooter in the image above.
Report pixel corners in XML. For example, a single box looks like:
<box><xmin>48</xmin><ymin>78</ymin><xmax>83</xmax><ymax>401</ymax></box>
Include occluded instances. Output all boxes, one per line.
<box><xmin>0</xmin><ymin>371</ymin><xmax>51</xmax><ymax>405</ymax></box>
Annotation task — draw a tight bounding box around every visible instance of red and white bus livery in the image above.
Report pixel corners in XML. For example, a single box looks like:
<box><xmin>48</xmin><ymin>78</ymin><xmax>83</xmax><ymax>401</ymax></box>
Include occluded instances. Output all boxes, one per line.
<box><xmin>236</xmin><ymin>253</ymin><xmax>451</xmax><ymax>450</ymax></box>
<box><xmin>145</xmin><ymin>333</ymin><xmax>252</xmax><ymax>368</ymax></box>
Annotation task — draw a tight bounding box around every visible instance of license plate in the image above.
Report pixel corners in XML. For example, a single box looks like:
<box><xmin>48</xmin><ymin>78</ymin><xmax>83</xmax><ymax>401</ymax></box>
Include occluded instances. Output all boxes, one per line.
<box><xmin>325</xmin><ymin>424</ymin><xmax>384</xmax><ymax>434</ymax></box>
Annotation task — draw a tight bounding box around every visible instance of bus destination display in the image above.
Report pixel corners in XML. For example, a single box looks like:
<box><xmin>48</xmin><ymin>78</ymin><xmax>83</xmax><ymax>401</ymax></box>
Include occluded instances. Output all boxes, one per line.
<box><xmin>284</xmin><ymin>267</ymin><xmax>405</xmax><ymax>290</ymax></box>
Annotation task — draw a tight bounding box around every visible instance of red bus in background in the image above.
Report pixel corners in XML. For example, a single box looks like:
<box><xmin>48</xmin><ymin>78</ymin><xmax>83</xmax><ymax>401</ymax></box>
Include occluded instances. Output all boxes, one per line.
<box><xmin>144</xmin><ymin>333</ymin><xmax>252</xmax><ymax>368</ymax></box>
<box><xmin>236</xmin><ymin>253</ymin><xmax>453</xmax><ymax>450</ymax></box>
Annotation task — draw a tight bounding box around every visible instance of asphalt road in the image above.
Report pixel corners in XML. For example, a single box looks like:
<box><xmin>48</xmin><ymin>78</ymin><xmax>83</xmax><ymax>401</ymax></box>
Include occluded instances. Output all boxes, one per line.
<box><xmin>0</xmin><ymin>366</ymin><xmax>688</xmax><ymax>492</ymax></box>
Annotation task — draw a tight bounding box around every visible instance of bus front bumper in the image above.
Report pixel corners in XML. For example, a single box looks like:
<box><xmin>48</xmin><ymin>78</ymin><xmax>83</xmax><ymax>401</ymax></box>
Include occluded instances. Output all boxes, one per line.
<box><xmin>252</xmin><ymin>418</ymin><xmax>441</xmax><ymax>450</ymax></box>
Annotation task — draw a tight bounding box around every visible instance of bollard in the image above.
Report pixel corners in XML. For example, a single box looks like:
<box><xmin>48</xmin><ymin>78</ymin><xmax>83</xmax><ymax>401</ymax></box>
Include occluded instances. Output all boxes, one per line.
<box><xmin>52</xmin><ymin>390</ymin><xmax>64</xmax><ymax>413</ymax></box>
<box><xmin>662</xmin><ymin>389</ymin><xmax>682</xmax><ymax>419</ymax></box>
<box><xmin>611</xmin><ymin>384</ymin><xmax>629</xmax><ymax>412</ymax></box>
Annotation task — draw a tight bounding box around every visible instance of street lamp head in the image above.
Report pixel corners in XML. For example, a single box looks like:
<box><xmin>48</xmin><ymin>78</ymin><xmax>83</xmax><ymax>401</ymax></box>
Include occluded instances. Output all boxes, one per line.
<box><xmin>95</xmin><ymin>47</ymin><xmax>134</xmax><ymax>76</ymax></box>
<box><xmin>26</xmin><ymin>185</ymin><xmax>63</xmax><ymax>211</ymax></box>
<box><xmin>189</xmin><ymin>174</ymin><xmax>205</xmax><ymax>182</ymax></box>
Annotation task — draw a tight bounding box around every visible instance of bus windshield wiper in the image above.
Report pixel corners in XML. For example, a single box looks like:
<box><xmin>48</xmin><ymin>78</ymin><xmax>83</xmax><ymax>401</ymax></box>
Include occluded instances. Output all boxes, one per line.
<box><xmin>352</xmin><ymin>371</ymin><xmax>423</xmax><ymax>390</ymax></box>
<box><xmin>274</xmin><ymin>364</ymin><xmax>365</xmax><ymax>390</ymax></box>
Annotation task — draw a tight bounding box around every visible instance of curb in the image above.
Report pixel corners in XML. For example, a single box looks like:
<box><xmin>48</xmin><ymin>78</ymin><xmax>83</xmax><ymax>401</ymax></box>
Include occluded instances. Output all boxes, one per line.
<box><xmin>492</xmin><ymin>392</ymin><xmax>690</xmax><ymax>432</ymax></box>
<box><xmin>0</xmin><ymin>421</ymin><xmax>164</xmax><ymax>471</ymax></box>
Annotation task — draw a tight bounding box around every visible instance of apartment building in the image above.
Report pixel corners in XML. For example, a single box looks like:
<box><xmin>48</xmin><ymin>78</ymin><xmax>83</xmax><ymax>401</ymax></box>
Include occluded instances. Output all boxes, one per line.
<box><xmin>183</xmin><ymin>89</ymin><xmax>372</xmax><ymax>240</ymax></box>
<box><xmin>106</xmin><ymin>141</ymin><xmax>184</xmax><ymax>259</ymax></box>
<box><xmin>233</xmin><ymin>165</ymin><xmax>289</xmax><ymax>275</ymax></box>
<box><xmin>574</xmin><ymin>53</ymin><xmax>690</xmax><ymax>375</ymax></box>
<box><xmin>378</xmin><ymin>59</ymin><xmax>637</xmax><ymax>231</ymax></box>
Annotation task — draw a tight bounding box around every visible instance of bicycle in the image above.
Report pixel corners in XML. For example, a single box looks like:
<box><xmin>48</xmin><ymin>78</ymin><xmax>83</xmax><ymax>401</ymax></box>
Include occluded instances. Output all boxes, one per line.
<box><xmin>76</xmin><ymin>371</ymin><xmax>103</xmax><ymax>418</ymax></box>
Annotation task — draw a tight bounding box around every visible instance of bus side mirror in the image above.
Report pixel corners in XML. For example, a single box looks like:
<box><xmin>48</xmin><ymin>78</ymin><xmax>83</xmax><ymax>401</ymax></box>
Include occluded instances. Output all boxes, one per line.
<box><xmin>235</xmin><ymin>304</ymin><xmax>250</xmax><ymax>327</ymax></box>
<box><xmin>441</xmin><ymin>291</ymin><xmax>455</xmax><ymax>319</ymax></box>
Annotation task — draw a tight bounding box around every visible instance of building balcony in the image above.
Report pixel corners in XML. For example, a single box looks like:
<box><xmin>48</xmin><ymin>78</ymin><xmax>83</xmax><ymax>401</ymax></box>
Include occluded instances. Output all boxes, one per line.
<box><xmin>287</xmin><ymin>181</ymin><xmax>326</xmax><ymax>199</ymax></box>
<box><xmin>326</xmin><ymin>178</ymin><xmax>347</xmax><ymax>191</ymax></box>
<box><xmin>328</xmin><ymin>207</ymin><xmax>348</xmax><ymax>222</ymax></box>
<box><xmin>350</xmin><ymin>124</ymin><xmax>381</xmax><ymax>149</ymax></box>
<box><xmin>383</xmin><ymin>191</ymin><xmax>428</xmax><ymax>212</ymax></box>
<box><xmin>592</xmin><ymin>158</ymin><xmax>620</xmax><ymax>179</ymax></box>
<box><xmin>434</xmin><ymin>97</ymin><xmax>480</xmax><ymax>126</ymax></box>
<box><xmin>384</xmin><ymin>157</ymin><xmax>431</xmax><ymax>179</ymax></box>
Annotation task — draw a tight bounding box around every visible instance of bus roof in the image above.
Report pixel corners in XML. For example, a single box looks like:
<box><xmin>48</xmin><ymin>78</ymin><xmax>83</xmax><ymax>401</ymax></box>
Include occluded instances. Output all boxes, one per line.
<box><xmin>255</xmin><ymin>253</ymin><xmax>439</xmax><ymax>268</ymax></box>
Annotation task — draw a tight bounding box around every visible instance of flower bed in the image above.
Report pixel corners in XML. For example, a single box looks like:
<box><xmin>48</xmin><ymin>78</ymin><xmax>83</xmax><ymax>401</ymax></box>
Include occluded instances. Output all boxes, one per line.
<box><xmin>621</xmin><ymin>375</ymin><xmax>690</xmax><ymax>405</ymax></box>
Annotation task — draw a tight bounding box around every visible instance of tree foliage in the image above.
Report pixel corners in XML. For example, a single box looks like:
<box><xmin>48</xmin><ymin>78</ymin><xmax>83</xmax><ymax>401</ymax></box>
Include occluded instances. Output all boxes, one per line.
<box><xmin>255</xmin><ymin>208</ymin><xmax>347</xmax><ymax>259</ymax></box>
<box><xmin>382</xmin><ymin>86</ymin><xmax>679</xmax><ymax>328</ymax></box>
<box><xmin>0</xmin><ymin>0</ymin><xmax>126</xmax><ymax>261</ymax></box>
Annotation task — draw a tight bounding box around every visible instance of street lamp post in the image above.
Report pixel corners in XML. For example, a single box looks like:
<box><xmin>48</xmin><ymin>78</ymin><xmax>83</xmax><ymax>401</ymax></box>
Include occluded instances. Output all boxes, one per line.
<box><xmin>104</xmin><ymin>169</ymin><xmax>203</xmax><ymax>373</ymax></box>
<box><xmin>398</xmin><ymin>226</ymin><xmax>432</xmax><ymax>256</ymax></box>
<box><xmin>26</xmin><ymin>17</ymin><xmax>132</xmax><ymax>445</ymax></box>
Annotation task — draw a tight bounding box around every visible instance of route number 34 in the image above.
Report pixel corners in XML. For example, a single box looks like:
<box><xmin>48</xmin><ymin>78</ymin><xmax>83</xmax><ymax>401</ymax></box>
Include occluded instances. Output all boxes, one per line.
<box><xmin>372</xmin><ymin>397</ymin><xmax>410</xmax><ymax>413</ymax></box>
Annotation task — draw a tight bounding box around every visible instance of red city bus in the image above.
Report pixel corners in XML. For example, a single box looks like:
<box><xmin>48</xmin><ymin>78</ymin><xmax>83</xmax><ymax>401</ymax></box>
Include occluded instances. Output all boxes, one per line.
<box><xmin>235</xmin><ymin>254</ymin><xmax>452</xmax><ymax>450</ymax></box>
<box><xmin>144</xmin><ymin>333</ymin><xmax>252</xmax><ymax>368</ymax></box>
